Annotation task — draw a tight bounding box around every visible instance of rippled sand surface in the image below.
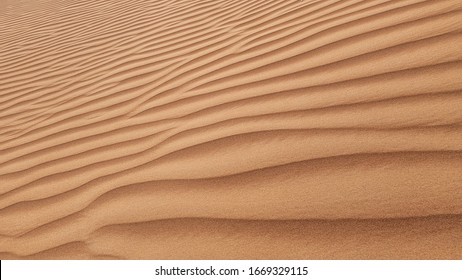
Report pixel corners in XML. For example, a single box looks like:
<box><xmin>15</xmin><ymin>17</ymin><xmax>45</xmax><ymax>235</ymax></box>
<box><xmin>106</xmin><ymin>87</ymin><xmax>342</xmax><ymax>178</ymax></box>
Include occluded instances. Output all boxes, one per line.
<box><xmin>1</xmin><ymin>0</ymin><xmax>462</xmax><ymax>259</ymax></box>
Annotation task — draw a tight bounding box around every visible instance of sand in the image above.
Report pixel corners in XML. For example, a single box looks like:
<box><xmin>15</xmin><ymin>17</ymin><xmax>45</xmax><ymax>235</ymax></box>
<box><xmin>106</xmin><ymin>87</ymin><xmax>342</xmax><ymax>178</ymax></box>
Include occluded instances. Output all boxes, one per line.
<box><xmin>0</xmin><ymin>0</ymin><xmax>462</xmax><ymax>259</ymax></box>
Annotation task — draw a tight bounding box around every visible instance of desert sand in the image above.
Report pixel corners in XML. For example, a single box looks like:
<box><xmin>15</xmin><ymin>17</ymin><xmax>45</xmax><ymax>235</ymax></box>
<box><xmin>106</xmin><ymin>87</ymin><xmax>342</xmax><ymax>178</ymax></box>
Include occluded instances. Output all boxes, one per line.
<box><xmin>0</xmin><ymin>0</ymin><xmax>462</xmax><ymax>259</ymax></box>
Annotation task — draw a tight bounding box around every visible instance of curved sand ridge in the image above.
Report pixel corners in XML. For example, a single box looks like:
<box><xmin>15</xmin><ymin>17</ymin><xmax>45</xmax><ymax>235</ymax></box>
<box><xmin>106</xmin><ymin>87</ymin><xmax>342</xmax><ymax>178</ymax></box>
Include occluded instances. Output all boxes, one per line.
<box><xmin>1</xmin><ymin>0</ymin><xmax>462</xmax><ymax>259</ymax></box>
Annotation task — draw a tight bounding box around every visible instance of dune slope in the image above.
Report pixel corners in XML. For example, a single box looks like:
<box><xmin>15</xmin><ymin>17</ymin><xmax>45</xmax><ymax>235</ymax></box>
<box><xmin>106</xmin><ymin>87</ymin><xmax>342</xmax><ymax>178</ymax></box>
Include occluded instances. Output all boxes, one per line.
<box><xmin>1</xmin><ymin>0</ymin><xmax>462</xmax><ymax>259</ymax></box>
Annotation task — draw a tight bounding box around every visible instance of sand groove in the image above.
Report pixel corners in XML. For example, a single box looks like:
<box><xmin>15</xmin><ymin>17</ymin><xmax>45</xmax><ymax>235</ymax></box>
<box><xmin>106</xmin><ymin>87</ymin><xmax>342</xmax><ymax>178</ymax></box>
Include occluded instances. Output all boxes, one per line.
<box><xmin>1</xmin><ymin>0</ymin><xmax>462</xmax><ymax>259</ymax></box>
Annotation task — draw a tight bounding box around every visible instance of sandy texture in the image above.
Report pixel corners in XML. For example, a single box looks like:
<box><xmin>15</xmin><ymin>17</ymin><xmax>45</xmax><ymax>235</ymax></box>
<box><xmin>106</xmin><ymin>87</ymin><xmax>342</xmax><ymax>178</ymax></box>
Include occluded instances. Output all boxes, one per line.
<box><xmin>1</xmin><ymin>0</ymin><xmax>462</xmax><ymax>259</ymax></box>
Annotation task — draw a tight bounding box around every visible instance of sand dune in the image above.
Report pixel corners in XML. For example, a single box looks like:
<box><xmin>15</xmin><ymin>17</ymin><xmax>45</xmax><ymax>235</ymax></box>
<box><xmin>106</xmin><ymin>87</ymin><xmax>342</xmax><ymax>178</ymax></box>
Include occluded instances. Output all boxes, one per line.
<box><xmin>1</xmin><ymin>0</ymin><xmax>461</xmax><ymax>259</ymax></box>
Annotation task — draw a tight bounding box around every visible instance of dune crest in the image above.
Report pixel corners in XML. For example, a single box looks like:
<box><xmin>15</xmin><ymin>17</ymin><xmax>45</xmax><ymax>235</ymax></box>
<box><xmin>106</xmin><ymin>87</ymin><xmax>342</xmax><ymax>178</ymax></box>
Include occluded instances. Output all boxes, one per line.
<box><xmin>1</xmin><ymin>0</ymin><xmax>462</xmax><ymax>259</ymax></box>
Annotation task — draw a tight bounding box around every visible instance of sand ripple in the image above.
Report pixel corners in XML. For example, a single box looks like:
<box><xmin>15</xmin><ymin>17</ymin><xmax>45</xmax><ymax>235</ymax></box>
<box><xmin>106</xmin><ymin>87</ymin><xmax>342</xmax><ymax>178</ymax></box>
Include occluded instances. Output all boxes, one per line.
<box><xmin>1</xmin><ymin>0</ymin><xmax>462</xmax><ymax>259</ymax></box>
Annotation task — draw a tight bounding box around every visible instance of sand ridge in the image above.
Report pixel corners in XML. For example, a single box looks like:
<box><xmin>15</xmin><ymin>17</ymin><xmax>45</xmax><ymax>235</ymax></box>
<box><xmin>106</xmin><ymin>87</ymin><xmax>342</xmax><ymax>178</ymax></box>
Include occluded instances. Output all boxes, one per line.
<box><xmin>0</xmin><ymin>0</ymin><xmax>462</xmax><ymax>259</ymax></box>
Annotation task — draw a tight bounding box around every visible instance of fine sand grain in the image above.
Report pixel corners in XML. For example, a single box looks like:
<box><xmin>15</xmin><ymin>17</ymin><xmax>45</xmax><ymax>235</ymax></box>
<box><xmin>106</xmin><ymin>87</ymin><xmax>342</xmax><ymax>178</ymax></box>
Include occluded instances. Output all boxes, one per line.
<box><xmin>1</xmin><ymin>0</ymin><xmax>462</xmax><ymax>259</ymax></box>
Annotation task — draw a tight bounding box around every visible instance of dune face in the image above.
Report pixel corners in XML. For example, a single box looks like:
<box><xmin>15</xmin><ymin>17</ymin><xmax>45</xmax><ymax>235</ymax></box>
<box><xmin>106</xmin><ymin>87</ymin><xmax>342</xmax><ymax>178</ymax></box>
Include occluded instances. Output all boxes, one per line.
<box><xmin>1</xmin><ymin>0</ymin><xmax>462</xmax><ymax>260</ymax></box>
